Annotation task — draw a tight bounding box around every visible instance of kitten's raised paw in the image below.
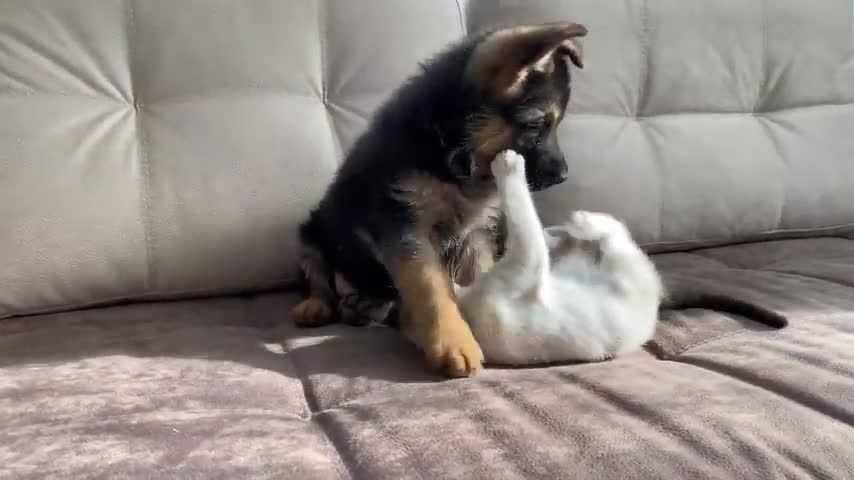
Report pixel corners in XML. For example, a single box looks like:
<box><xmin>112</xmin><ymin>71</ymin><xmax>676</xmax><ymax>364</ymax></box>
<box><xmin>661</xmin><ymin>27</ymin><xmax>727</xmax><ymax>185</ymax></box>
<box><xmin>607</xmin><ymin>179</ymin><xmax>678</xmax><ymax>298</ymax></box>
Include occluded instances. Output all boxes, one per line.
<box><xmin>492</xmin><ymin>149</ymin><xmax>525</xmax><ymax>179</ymax></box>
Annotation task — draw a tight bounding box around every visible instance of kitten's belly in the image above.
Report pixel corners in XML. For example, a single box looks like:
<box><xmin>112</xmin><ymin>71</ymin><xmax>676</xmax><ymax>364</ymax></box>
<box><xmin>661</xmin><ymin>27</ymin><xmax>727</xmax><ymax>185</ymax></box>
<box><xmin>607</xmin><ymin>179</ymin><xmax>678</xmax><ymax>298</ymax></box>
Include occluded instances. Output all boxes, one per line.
<box><xmin>464</xmin><ymin>291</ymin><xmax>657</xmax><ymax>366</ymax></box>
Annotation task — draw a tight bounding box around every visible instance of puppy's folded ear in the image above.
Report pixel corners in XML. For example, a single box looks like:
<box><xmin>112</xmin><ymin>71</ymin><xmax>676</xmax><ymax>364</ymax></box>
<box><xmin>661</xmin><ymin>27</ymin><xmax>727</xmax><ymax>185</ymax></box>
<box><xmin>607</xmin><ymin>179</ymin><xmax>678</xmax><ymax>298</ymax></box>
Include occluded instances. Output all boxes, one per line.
<box><xmin>466</xmin><ymin>21</ymin><xmax>588</xmax><ymax>99</ymax></box>
<box><xmin>557</xmin><ymin>38</ymin><xmax>584</xmax><ymax>69</ymax></box>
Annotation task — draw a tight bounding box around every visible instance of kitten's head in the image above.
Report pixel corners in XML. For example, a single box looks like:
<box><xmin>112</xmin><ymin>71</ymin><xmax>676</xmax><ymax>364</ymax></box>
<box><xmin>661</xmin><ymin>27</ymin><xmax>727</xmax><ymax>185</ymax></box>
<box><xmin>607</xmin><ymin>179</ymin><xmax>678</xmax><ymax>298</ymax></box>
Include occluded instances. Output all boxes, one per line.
<box><xmin>544</xmin><ymin>227</ymin><xmax>604</xmax><ymax>264</ymax></box>
<box><xmin>545</xmin><ymin>211</ymin><xmax>634</xmax><ymax>264</ymax></box>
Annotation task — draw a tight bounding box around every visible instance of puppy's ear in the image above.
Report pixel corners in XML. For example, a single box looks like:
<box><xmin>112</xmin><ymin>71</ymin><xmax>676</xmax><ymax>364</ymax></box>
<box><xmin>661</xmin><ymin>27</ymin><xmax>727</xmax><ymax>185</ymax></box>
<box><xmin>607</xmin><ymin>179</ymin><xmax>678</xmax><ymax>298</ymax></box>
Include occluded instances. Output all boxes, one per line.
<box><xmin>466</xmin><ymin>22</ymin><xmax>588</xmax><ymax>99</ymax></box>
<box><xmin>557</xmin><ymin>38</ymin><xmax>584</xmax><ymax>69</ymax></box>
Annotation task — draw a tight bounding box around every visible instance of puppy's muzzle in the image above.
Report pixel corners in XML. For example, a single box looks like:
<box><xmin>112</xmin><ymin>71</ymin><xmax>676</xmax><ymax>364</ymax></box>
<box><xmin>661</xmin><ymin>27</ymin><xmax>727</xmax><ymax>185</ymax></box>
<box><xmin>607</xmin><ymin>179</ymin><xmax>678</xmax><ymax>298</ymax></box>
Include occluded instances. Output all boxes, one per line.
<box><xmin>528</xmin><ymin>154</ymin><xmax>569</xmax><ymax>191</ymax></box>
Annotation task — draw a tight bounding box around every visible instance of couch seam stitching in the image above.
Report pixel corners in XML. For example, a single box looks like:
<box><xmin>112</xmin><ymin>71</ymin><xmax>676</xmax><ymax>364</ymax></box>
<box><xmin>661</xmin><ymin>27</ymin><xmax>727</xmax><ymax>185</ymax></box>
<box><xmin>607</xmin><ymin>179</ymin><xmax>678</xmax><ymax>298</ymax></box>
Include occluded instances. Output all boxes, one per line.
<box><xmin>319</xmin><ymin>0</ymin><xmax>328</xmax><ymax>105</ymax></box>
<box><xmin>311</xmin><ymin>414</ymin><xmax>359</xmax><ymax>480</ymax></box>
<box><xmin>455</xmin><ymin>0</ymin><xmax>466</xmax><ymax>35</ymax></box>
<box><xmin>133</xmin><ymin>89</ymin><xmax>321</xmax><ymax>105</ymax></box>
<box><xmin>658</xmin><ymin>330</ymin><xmax>749</xmax><ymax>359</ymax></box>
<box><xmin>126</xmin><ymin>0</ymin><xmax>155</xmax><ymax>290</ymax></box>
<box><xmin>636</xmin><ymin>0</ymin><xmax>650</xmax><ymax>117</ymax></box>
<box><xmin>137</xmin><ymin>109</ymin><xmax>156</xmax><ymax>291</ymax></box>
<box><xmin>318</xmin><ymin>0</ymin><xmax>343</xmax><ymax>165</ymax></box>
<box><xmin>313</xmin><ymin>382</ymin><xmax>408</xmax><ymax>413</ymax></box>
<box><xmin>1</xmin><ymin>93</ymin><xmax>849</xmax><ymax>114</ymax></box>
<box><xmin>282</xmin><ymin>345</ymin><xmax>320</xmax><ymax>417</ymax></box>
<box><xmin>682</xmin><ymin>249</ymin><xmax>854</xmax><ymax>291</ymax></box>
<box><xmin>4</xmin><ymin>233</ymin><xmax>854</xmax><ymax>320</ymax></box>
<box><xmin>641</xmin><ymin>227</ymin><xmax>854</xmax><ymax>251</ymax></box>
<box><xmin>0</xmin><ymin>90</ymin><xmax>130</xmax><ymax>104</ymax></box>
<box><xmin>755</xmin><ymin>115</ymin><xmax>788</xmax><ymax>232</ymax></box>
<box><xmin>286</xmin><ymin>337</ymin><xmax>356</xmax><ymax>479</ymax></box>
<box><xmin>570</xmin><ymin>101</ymin><xmax>854</xmax><ymax>119</ymax></box>
<box><xmin>0</xmin><ymin>282</ymin><xmax>294</xmax><ymax>321</ymax></box>
<box><xmin>666</xmin><ymin>312</ymin><xmax>851</xmax><ymax>357</ymax></box>
<box><xmin>754</xmin><ymin>0</ymin><xmax>788</xmax><ymax>234</ymax></box>
<box><xmin>311</xmin><ymin>8</ymin><xmax>353</xmax><ymax>475</ymax></box>
<box><xmin>754</xmin><ymin>0</ymin><xmax>767</xmax><ymax>113</ymax></box>
<box><xmin>0</xmin><ymin>409</ymin><xmax>311</xmax><ymax>426</ymax></box>
<box><xmin>658</xmin><ymin>309</ymin><xmax>854</xmax><ymax>361</ymax></box>
<box><xmin>752</xmin><ymin>268</ymin><xmax>854</xmax><ymax>291</ymax></box>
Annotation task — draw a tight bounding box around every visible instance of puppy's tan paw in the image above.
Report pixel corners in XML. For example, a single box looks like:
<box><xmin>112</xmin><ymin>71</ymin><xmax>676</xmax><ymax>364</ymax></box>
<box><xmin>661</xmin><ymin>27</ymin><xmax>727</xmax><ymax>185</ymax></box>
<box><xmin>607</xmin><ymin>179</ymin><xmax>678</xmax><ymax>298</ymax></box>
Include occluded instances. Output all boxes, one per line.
<box><xmin>422</xmin><ymin>305</ymin><xmax>484</xmax><ymax>378</ymax></box>
<box><xmin>292</xmin><ymin>298</ymin><xmax>334</xmax><ymax>327</ymax></box>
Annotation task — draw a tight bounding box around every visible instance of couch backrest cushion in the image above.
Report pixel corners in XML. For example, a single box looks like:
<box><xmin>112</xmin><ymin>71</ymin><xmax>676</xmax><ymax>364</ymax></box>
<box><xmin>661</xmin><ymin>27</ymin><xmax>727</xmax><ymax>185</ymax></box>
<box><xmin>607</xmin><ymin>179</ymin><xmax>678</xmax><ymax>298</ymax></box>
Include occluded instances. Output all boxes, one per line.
<box><xmin>1</xmin><ymin>0</ymin><xmax>852</xmax><ymax>318</ymax></box>
<box><xmin>0</xmin><ymin>0</ymin><xmax>464</xmax><ymax>318</ymax></box>
<box><xmin>464</xmin><ymin>0</ymin><xmax>854</xmax><ymax>252</ymax></box>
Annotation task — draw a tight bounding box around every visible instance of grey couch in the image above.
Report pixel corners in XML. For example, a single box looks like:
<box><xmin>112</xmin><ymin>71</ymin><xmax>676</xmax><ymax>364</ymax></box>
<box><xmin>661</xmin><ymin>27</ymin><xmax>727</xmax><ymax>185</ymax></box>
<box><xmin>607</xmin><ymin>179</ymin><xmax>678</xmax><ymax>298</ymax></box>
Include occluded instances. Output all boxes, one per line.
<box><xmin>2</xmin><ymin>1</ymin><xmax>854</xmax><ymax>478</ymax></box>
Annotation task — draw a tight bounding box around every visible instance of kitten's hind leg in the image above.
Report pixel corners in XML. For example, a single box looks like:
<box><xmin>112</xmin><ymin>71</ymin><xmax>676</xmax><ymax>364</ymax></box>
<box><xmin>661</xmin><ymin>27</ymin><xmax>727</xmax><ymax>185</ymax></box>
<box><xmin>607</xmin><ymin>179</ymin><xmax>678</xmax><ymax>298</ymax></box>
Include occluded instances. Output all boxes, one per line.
<box><xmin>566</xmin><ymin>211</ymin><xmax>631</xmax><ymax>244</ymax></box>
<box><xmin>566</xmin><ymin>211</ymin><xmax>638</xmax><ymax>267</ymax></box>
<box><xmin>567</xmin><ymin>211</ymin><xmax>662</xmax><ymax>298</ymax></box>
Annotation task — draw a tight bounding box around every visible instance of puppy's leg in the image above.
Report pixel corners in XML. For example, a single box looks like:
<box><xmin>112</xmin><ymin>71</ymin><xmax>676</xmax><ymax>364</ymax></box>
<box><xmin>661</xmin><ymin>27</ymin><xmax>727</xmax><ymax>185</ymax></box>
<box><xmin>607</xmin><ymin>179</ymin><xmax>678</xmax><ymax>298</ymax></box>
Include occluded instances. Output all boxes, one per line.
<box><xmin>292</xmin><ymin>246</ymin><xmax>336</xmax><ymax>327</ymax></box>
<box><xmin>387</xmin><ymin>250</ymin><xmax>484</xmax><ymax>377</ymax></box>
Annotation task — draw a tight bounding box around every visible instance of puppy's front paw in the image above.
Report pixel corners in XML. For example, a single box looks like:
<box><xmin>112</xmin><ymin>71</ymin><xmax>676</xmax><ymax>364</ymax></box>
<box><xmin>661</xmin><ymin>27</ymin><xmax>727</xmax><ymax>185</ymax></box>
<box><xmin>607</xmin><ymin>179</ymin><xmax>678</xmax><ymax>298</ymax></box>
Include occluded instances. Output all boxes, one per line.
<box><xmin>491</xmin><ymin>149</ymin><xmax>525</xmax><ymax>179</ymax></box>
<box><xmin>414</xmin><ymin>303</ymin><xmax>484</xmax><ymax>377</ymax></box>
<box><xmin>292</xmin><ymin>297</ymin><xmax>334</xmax><ymax>327</ymax></box>
<box><xmin>427</xmin><ymin>323</ymin><xmax>484</xmax><ymax>378</ymax></box>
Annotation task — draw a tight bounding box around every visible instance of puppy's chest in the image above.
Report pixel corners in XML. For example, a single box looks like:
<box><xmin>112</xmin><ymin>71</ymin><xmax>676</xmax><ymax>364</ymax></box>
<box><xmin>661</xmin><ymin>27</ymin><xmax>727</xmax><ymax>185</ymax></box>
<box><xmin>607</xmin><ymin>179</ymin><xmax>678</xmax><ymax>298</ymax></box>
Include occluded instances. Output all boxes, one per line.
<box><xmin>394</xmin><ymin>174</ymin><xmax>500</xmax><ymax>248</ymax></box>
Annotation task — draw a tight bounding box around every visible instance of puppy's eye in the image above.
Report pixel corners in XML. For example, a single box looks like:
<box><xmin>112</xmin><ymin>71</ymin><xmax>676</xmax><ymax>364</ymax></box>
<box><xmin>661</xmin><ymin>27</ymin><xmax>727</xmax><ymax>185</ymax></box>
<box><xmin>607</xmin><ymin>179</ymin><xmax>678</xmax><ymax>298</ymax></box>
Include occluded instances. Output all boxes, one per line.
<box><xmin>517</xmin><ymin>130</ymin><xmax>539</xmax><ymax>148</ymax></box>
<box><xmin>525</xmin><ymin>119</ymin><xmax>545</xmax><ymax>131</ymax></box>
<box><xmin>516</xmin><ymin>108</ymin><xmax>546</xmax><ymax>129</ymax></box>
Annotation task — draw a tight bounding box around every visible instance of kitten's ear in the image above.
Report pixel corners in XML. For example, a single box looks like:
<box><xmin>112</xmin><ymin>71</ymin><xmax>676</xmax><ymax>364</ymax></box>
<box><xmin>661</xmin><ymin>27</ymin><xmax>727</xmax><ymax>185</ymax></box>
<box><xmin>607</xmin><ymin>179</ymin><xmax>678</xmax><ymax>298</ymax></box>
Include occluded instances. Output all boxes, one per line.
<box><xmin>465</xmin><ymin>22</ymin><xmax>588</xmax><ymax>99</ymax></box>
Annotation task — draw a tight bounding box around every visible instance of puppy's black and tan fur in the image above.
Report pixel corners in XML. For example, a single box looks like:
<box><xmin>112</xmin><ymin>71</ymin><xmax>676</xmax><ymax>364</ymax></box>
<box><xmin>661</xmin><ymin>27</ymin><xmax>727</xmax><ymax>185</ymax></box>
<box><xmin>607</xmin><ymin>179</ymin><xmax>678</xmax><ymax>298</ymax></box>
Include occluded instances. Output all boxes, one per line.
<box><xmin>293</xmin><ymin>22</ymin><xmax>589</xmax><ymax>377</ymax></box>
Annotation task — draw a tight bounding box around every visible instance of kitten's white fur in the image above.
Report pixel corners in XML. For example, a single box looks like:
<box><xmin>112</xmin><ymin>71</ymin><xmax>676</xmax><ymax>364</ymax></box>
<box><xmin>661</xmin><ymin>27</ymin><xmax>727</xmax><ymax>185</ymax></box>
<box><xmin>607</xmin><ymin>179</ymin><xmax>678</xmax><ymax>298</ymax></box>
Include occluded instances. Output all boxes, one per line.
<box><xmin>454</xmin><ymin>150</ymin><xmax>664</xmax><ymax>365</ymax></box>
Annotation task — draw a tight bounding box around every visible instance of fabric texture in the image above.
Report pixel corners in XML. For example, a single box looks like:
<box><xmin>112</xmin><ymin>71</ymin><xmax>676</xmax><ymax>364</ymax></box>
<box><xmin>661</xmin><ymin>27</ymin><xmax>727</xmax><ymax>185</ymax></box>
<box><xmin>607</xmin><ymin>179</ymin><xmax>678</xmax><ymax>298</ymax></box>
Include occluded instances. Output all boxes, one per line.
<box><xmin>2</xmin><ymin>1</ymin><xmax>854</xmax><ymax>477</ymax></box>
<box><xmin>1</xmin><ymin>0</ymin><xmax>853</xmax><ymax>318</ymax></box>
<box><xmin>3</xmin><ymin>238</ymin><xmax>854</xmax><ymax>479</ymax></box>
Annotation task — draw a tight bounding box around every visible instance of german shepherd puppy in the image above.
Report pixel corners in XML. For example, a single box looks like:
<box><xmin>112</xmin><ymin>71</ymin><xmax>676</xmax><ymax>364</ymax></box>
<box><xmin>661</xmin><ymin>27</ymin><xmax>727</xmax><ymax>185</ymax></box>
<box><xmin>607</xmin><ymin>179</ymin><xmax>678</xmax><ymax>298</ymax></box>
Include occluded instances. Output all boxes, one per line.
<box><xmin>293</xmin><ymin>22</ymin><xmax>588</xmax><ymax>377</ymax></box>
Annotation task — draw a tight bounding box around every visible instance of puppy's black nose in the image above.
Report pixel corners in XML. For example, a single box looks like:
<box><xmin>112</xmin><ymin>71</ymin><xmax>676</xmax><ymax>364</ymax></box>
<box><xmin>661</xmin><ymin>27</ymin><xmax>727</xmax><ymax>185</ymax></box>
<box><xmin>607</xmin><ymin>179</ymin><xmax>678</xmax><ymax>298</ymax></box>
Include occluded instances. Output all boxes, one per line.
<box><xmin>552</xmin><ymin>160</ymin><xmax>569</xmax><ymax>185</ymax></box>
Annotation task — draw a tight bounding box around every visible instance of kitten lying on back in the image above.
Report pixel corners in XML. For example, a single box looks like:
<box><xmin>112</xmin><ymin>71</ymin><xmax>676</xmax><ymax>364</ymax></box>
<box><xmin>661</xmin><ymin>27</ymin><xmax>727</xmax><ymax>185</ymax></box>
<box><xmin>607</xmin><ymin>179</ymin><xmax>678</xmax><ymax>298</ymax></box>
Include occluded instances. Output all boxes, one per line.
<box><xmin>454</xmin><ymin>149</ymin><xmax>664</xmax><ymax>365</ymax></box>
<box><xmin>455</xmin><ymin>150</ymin><xmax>790</xmax><ymax>366</ymax></box>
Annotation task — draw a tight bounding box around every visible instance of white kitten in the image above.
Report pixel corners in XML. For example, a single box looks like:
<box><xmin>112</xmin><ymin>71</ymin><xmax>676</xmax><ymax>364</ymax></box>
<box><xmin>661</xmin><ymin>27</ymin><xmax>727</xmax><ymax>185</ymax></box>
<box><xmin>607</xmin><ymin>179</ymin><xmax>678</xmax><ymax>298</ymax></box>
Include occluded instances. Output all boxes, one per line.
<box><xmin>454</xmin><ymin>150</ymin><xmax>664</xmax><ymax>365</ymax></box>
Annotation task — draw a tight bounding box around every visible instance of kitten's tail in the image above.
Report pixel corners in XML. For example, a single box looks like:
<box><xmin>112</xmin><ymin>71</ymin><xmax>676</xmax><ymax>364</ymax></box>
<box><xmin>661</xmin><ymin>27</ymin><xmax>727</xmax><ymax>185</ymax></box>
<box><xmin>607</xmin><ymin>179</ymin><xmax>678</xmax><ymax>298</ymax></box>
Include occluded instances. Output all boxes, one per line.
<box><xmin>659</xmin><ymin>290</ymin><xmax>788</xmax><ymax>329</ymax></box>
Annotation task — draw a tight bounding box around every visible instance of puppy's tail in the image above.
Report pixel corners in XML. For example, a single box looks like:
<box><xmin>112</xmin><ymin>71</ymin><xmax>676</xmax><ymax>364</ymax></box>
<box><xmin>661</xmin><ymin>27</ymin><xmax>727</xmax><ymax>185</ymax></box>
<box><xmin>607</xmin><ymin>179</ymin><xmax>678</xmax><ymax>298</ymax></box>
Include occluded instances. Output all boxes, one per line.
<box><xmin>659</xmin><ymin>290</ymin><xmax>788</xmax><ymax>329</ymax></box>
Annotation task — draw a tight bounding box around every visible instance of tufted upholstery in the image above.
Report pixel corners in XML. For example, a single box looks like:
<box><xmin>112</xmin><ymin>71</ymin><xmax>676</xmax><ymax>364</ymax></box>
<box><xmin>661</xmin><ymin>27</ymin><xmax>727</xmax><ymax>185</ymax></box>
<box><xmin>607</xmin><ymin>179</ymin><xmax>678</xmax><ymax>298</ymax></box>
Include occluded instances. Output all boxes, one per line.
<box><xmin>0</xmin><ymin>0</ymin><xmax>466</xmax><ymax>318</ymax></box>
<box><xmin>3</xmin><ymin>1</ymin><xmax>854</xmax><ymax>478</ymax></box>
<box><xmin>4</xmin><ymin>238</ymin><xmax>854</xmax><ymax>478</ymax></box>
<box><xmin>1</xmin><ymin>0</ymin><xmax>853</xmax><ymax>318</ymax></box>
<box><xmin>472</xmin><ymin>0</ymin><xmax>854</xmax><ymax>250</ymax></box>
